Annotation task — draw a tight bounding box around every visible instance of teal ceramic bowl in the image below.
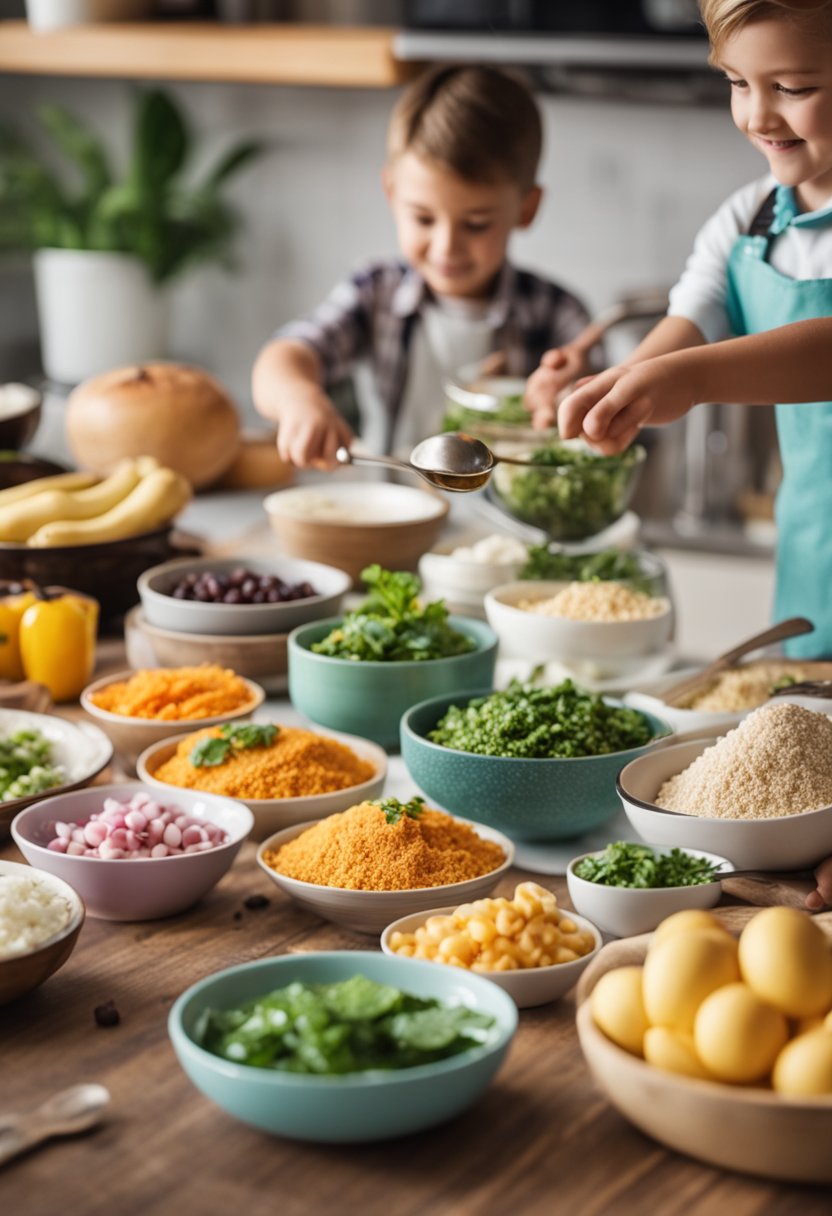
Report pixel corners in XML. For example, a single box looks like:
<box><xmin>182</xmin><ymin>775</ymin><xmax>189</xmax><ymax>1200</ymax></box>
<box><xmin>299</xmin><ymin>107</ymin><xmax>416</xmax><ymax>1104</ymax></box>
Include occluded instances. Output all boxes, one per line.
<box><xmin>168</xmin><ymin>950</ymin><xmax>517</xmax><ymax>1143</ymax></box>
<box><xmin>287</xmin><ymin>616</ymin><xmax>498</xmax><ymax>750</ymax></box>
<box><xmin>400</xmin><ymin>690</ymin><xmax>672</xmax><ymax>842</ymax></box>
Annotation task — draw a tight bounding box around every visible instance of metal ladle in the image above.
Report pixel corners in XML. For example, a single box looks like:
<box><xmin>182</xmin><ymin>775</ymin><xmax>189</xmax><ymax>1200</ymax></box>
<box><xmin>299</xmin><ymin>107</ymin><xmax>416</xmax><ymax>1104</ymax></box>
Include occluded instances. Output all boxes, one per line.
<box><xmin>0</xmin><ymin>1083</ymin><xmax>110</xmax><ymax>1167</ymax></box>
<box><xmin>336</xmin><ymin>432</ymin><xmax>541</xmax><ymax>494</ymax></box>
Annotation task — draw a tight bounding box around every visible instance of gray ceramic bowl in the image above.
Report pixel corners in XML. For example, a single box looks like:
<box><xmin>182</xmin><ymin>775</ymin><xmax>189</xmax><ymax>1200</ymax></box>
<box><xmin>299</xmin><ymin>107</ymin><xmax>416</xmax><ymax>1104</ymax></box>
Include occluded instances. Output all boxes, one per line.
<box><xmin>168</xmin><ymin>950</ymin><xmax>517</xmax><ymax>1143</ymax></box>
<box><xmin>400</xmin><ymin>690</ymin><xmax>672</xmax><ymax>842</ymax></box>
<box><xmin>287</xmin><ymin>617</ymin><xmax>499</xmax><ymax>751</ymax></box>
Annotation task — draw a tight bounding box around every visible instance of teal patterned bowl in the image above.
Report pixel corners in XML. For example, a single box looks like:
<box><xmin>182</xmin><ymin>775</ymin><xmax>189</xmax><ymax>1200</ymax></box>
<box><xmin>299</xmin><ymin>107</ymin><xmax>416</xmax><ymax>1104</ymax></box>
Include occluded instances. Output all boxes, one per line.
<box><xmin>287</xmin><ymin>616</ymin><xmax>498</xmax><ymax>751</ymax></box>
<box><xmin>168</xmin><ymin>950</ymin><xmax>517</xmax><ymax>1143</ymax></box>
<box><xmin>400</xmin><ymin>690</ymin><xmax>672</xmax><ymax>842</ymax></box>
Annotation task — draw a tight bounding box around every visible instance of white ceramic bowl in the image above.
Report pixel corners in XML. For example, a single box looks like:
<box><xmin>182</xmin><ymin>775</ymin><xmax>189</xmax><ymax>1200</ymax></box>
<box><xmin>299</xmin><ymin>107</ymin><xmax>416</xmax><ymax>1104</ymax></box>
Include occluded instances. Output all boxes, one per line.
<box><xmin>484</xmin><ymin>580</ymin><xmax>673</xmax><ymax>673</ymax></box>
<box><xmin>419</xmin><ymin>538</ymin><xmax>527</xmax><ymax>599</ymax></box>
<box><xmin>380</xmin><ymin>904</ymin><xmax>601</xmax><ymax>1008</ymax></box>
<box><xmin>617</xmin><ymin>737</ymin><xmax>832</xmax><ymax>870</ymax></box>
<box><xmin>624</xmin><ymin>668</ymin><xmax>747</xmax><ymax>735</ymax></box>
<box><xmin>566</xmin><ymin>845</ymin><xmax>731</xmax><ymax>937</ymax></box>
<box><xmin>80</xmin><ymin>669</ymin><xmax>265</xmax><ymax>773</ymax></box>
<box><xmin>255</xmin><ymin>819</ymin><xmax>515</xmax><ymax>935</ymax></box>
<box><xmin>263</xmin><ymin>482</ymin><xmax>449</xmax><ymax>584</ymax></box>
<box><xmin>136</xmin><ymin>726</ymin><xmax>388</xmax><ymax>842</ymax></box>
<box><xmin>0</xmin><ymin>859</ymin><xmax>85</xmax><ymax>1004</ymax></box>
<box><xmin>138</xmin><ymin>555</ymin><xmax>352</xmax><ymax>636</ymax></box>
<box><xmin>11</xmin><ymin>783</ymin><xmax>254</xmax><ymax>921</ymax></box>
<box><xmin>0</xmin><ymin>707</ymin><xmax>113</xmax><ymax>838</ymax></box>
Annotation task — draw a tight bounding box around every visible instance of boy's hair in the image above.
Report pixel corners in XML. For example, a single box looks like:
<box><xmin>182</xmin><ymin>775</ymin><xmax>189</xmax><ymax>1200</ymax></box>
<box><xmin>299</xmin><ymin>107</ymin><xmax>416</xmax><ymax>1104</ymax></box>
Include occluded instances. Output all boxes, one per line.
<box><xmin>700</xmin><ymin>0</ymin><xmax>832</xmax><ymax>57</ymax></box>
<box><xmin>387</xmin><ymin>65</ymin><xmax>542</xmax><ymax>191</ymax></box>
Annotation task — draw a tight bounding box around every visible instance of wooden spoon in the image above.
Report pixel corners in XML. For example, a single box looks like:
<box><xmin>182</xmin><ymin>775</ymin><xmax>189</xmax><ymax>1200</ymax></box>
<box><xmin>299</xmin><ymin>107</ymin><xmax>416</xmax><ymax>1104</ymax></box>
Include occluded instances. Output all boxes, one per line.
<box><xmin>0</xmin><ymin>1083</ymin><xmax>110</xmax><ymax>1168</ymax></box>
<box><xmin>659</xmin><ymin>617</ymin><xmax>815</xmax><ymax>708</ymax></box>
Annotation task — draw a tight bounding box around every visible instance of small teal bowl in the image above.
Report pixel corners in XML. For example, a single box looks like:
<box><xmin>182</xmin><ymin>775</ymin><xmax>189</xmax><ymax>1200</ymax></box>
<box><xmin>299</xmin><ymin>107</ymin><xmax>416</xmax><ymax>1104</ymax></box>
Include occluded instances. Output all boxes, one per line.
<box><xmin>401</xmin><ymin>690</ymin><xmax>672</xmax><ymax>842</ymax></box>
<box><xmin>168</xmin><ymin>950</ymin><xmax>517</xmax><ymax>1143</ymax></box>
<box><xmin>287</xmin><ymin>616</ymin><xmax>498</xmax><ymax>750</ymax></box>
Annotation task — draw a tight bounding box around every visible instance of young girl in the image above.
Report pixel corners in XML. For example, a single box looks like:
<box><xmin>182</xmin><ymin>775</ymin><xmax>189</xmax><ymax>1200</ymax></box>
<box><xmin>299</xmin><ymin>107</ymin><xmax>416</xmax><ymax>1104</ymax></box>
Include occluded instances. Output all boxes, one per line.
<box><xmin>526</xmin><ymin>0</ymin><xmax>832</xmax><ymax>908</ymax></box>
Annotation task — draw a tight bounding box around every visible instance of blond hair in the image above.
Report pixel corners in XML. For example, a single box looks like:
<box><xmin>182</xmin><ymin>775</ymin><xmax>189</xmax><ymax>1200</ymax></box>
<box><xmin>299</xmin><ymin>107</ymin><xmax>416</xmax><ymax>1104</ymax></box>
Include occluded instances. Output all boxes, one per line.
<box><xmin>700</xmin><ymin>0</ymin><xmax>832</xmax><ymax>57</ymax></box>
<box><xmin>387</xmin><ymin>65</ymin><xmax>542</xmax><ymax>191</ymax></box>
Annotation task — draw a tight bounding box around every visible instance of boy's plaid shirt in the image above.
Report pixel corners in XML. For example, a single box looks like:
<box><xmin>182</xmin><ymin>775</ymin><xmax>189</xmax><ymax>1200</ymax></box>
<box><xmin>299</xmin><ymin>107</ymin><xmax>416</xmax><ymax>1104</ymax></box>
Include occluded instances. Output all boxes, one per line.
<box><xmin>274</xmin><ymin>259</ymin><xmax>593</xmax><ymax>423</ymax></box>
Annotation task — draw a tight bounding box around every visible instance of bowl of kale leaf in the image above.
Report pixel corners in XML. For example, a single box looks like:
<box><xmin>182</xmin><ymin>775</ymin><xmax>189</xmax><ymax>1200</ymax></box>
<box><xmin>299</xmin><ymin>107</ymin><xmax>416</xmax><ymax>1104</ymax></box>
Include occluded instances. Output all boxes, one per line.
<box><xmin>287</xmin><ymin>565</ymin><xmax>498</xmax><ymax>750</ymax></box>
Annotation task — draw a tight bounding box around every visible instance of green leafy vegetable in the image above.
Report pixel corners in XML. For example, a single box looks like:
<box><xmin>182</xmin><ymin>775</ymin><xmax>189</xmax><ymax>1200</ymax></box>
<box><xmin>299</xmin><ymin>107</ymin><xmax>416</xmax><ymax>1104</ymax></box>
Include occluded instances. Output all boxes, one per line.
<box><xmin>573</xmin><ymin>841</ymin><xmax>720</xmax><ymax>888</ymax></box>
<box><xmin>442</xmin><ymin>393</ymin><xmax>530</xmax><ymax>433</ymax></box>
<box><xmin>519</xmin><ymin>545</ymin><xmax>658</xmax><ymax>594</ymax></box>
<box><xmin>427</xmin><ymin>678</ymin><xmax>653</xmax><ymax>759</ymax></box>
<box><xmin>196</xmin><ymin>975</ymin><xmax>495</xmax><ymax>1074</ymax></box>
<box><xmin>190</xmin><ymin>722</ymin><xmax>278</xmax><ymax>768</ymax></box>
<box><xmin>311</xmin><ymin>565</ymin><xmax>476</xmax><ymax>663</ymax></box>
<box><xmin>0</xmin><ymin>728</ymin><xmax>64</xmax><ymax>802</ymax></box>
<box><xmin>491</xmin><ymin>442</ymin><xmax>644</xmax><ymax>541</ymax></box>
<box><xmin>371</xmin><ymin>795</ymin><xmax>425</xmax><ymax>826</ymax></box>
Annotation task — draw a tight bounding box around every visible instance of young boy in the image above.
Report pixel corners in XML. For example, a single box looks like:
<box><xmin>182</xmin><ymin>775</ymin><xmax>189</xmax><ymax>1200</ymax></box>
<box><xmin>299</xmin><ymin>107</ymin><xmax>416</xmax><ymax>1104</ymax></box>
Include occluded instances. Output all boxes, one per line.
<box><xmin>526</xmin><ymin>0</ymin><xmax>832</xmax><ymax>908</ymax></box>
<box><xmin>252</xmin><ymin>65</ymin><xmax>595</xmax><ymax>468</ymax></box>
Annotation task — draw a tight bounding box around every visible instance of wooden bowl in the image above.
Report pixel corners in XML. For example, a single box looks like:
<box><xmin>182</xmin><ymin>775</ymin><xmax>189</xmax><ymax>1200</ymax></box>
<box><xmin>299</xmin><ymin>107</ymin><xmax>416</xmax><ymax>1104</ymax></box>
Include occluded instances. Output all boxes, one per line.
<box><xmin>125</xmin><ymin>606</ymin><xmax>288</xmax><ymax>694</ymax></box>
<box><xmin>575</xmin><ymin>907</ymin><xmax>832</xmax><ymax>1183</ymax></box>
<box><xmin>0</xmin><ymin>860</ymin><xmax>85</xmax><ymax>1004</ymax></box>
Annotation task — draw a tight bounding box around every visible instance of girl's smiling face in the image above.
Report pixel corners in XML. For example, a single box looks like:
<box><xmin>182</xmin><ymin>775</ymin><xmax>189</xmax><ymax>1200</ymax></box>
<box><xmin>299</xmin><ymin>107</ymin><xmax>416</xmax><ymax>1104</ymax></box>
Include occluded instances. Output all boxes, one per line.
<box><xmin>719</xmin><ymin>17</ymin><xmax>832</xmax><ymax>212</ymax></box>
<box><xmin>383</xmin><ymin>151</ymin><xmax>541</xmax><ymax>300</ymax></box>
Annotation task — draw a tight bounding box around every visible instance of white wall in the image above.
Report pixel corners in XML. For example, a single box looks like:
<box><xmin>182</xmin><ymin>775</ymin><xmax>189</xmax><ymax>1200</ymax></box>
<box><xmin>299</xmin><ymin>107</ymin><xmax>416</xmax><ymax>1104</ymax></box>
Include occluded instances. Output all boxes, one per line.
<box><xmin>0</xmin><ymin>72</ymin><xmax>762</xmax><ymax>420</ymax></box>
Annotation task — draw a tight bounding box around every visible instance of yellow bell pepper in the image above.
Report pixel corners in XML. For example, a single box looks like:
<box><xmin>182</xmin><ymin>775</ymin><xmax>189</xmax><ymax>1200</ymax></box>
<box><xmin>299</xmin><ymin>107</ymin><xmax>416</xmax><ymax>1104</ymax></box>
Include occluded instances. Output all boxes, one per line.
<box><xmin>0</xmin><ymin>589</ymin><xmax>38</xmax><ymax>682</ymax></box>
<box><xmin>18</xmin><ymin>590</ymin><xmax>99</xmax><ymax>703</ymax></box>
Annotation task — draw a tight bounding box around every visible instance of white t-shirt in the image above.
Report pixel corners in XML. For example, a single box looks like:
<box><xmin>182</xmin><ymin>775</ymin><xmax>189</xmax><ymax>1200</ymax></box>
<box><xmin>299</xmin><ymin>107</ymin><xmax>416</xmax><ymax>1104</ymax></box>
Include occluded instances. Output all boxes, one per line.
<box><xmin>391</xmin><ymin>296</ymin><xmax>494</xmax><ymax>458</ymax></box>
<box><xmin>668</xmin><ymin>174</ymin><xmax>832</xmax><ymax>343</ymax></box>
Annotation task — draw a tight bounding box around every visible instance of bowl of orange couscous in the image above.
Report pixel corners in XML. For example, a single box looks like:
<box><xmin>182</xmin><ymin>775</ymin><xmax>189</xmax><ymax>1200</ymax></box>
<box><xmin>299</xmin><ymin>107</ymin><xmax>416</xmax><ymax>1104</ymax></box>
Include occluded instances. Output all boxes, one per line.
<box><xmin>137</xmin><ymin>721</ymin><xmax>388</xmax><ymax>841</ymax></box>
<box><xmin>81</xmin><ymin>665</ymin><xmax>265</xmax><ymax>773</ymax></box>
<box><xmin>255</xmin><ymin>798</ymin><xmax>514</xmax><ymax>934</ymax></box>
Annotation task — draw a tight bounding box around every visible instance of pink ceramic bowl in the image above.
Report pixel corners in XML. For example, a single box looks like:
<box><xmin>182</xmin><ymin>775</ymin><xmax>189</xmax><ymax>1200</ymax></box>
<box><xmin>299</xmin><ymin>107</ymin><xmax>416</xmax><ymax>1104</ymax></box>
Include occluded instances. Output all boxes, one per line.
<box><xmin>11</xmin><ymin>783</ymin><xmax>253</xmax><ymax>921</ymax></box>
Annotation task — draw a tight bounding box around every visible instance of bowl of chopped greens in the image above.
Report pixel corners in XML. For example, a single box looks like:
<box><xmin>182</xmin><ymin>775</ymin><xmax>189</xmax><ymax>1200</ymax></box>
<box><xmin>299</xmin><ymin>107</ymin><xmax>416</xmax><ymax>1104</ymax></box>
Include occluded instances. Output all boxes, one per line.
<box><xmin>0</xmin><ymin>707</ymin><xmax>113</xmax><ymax>838</ymax></box>
<box><xmin>168</xmin><ymin>950</ymin><xmax>517</xmax><ymax>1142</ymax></box>
<box><xmin>400</xmin><ymin>680</ymin><xmax>672</xmax><ymax>842</ymax></box>
<box><xmin>287</xmin><ymin>566</ymin><xmax>498</xmax><ymax>750</ymax></box>
<box><xmin>488</xmin><ymin>439</ymin><xmax>646</xmax><ymax>542</ymax></box>
<box><xmin>566</xmin><ymin>841</ymin><xmax>731</xmax><ymax>937</ymax></box>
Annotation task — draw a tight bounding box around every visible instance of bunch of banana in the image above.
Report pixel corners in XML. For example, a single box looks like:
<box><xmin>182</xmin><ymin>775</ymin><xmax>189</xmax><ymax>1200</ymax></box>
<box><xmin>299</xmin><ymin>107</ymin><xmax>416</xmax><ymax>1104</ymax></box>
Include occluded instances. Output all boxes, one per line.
<box><xmin>0</xmin><ymin>458</ymin><xmax>192</xmax><ymax>547</ymax></box>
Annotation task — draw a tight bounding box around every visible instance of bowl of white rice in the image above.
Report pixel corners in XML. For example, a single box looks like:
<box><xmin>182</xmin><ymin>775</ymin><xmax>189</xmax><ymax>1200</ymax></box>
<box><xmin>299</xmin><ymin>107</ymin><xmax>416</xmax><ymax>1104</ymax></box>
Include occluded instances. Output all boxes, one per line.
<box><xmin>0</xmin><ymin>860</ymin><xmax>84</xmax><ymax>1004</ymax></box>
<box><xmin>617</xmin><ymin>702</ymin><xmax>832</xmax><ymax>870</ymax></box>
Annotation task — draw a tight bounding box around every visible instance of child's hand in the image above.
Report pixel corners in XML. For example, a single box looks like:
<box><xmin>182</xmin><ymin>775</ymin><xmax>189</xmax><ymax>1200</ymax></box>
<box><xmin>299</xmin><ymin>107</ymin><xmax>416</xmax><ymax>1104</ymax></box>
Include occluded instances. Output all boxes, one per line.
<box><xmin>275</xmin><ymin>386</ymin><xmax>354</xmax><ymax>469</ymax></box>
<box><xmin>806</xmin><ymin>856</ymin><xmax>832</xmax><ymax>911</ymax></box>
<box><xmin>524</xmin><ymin>344</ymin><xmax>587</xmax><ymax>430</ymax></box>
<box><xmin>558</xmin><ymin>354</ymin><xmax>696</xmax><ymax>455</ymax></box>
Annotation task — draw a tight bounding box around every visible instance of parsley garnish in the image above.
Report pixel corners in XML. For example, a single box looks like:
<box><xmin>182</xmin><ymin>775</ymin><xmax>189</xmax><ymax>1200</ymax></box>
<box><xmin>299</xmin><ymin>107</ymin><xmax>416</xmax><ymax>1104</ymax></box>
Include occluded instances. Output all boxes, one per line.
<box><xmin>190</xmin><ymin>722</ymin><xmax>278</xmax><ymax>768</ymax></box>
<box><xmin>372</xmin><ymin>795</ymin><xmax>425</xmax><ymax>825</ymax></box>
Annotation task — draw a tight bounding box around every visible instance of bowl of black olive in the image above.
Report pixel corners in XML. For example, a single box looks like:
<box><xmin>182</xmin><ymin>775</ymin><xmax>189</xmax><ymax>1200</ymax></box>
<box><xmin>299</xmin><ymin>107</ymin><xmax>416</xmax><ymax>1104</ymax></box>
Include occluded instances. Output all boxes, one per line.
<box><xmin>137</xmin><ymin>556</ymin><xmax>352</xmax><ymax>636</ymax></box>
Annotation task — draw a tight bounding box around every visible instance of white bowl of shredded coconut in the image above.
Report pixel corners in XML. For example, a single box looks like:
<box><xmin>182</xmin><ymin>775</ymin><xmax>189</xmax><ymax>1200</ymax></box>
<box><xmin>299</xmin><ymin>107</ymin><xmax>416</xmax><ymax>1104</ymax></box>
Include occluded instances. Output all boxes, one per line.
<box><xmin>485</xmin><ymin>580</ymin><xmax>673</xmax><ymax>671</ymax></box>
<box><xmin>617</xmin><ymin>703</ymin><xmax>832</xmax><ymax>870</ymax></box>
<box><xmin>0</xmin><ymin>860</ymin><xmax>84</xmax><ymax>1004</ymax></box>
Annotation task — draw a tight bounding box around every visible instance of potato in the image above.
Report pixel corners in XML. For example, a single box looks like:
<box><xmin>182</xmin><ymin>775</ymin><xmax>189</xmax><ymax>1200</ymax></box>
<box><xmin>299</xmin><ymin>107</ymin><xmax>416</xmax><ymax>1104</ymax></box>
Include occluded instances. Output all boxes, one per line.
<box><xmin>739</xmin><ymin>907</ymin><xmax>832</xmax><ymax>1019</ymax></box>
<box><xmin>643</xmin><ymin>929</ymin><xmax>740</xmax><ymax>1034</ymax></box>
<box><xmin>590</xmin><ymin>966</ymin><xmax>649</xmax><ymax>1057</ymax></box>
<box><xmin>773</xmin><ymin>1030</ymin><xmax>832</xmax><ymax>1096</ymax></box>
<box><xmin>694</xmin><ymin>982</ymin><xmax>788</xmax><ymax>1084</ymax></box>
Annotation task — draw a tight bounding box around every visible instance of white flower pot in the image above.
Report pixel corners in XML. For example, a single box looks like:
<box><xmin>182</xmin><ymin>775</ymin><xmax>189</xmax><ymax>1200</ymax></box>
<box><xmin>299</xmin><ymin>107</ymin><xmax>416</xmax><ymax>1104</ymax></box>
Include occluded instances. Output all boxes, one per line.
<box><xmin>34</xmin><ymin>249</ymin><xmax>170</xmax><ymax>386</ymax></box>
<box><xmin>25</xmin><ymin>0</ymin><xmax>152</xmax><ymax>32</ymax></box>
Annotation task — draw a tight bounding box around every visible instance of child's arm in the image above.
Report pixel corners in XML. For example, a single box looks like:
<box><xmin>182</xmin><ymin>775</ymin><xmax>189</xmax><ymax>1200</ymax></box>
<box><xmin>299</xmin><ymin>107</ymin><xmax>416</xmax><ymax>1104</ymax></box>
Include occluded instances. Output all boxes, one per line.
<box><xmin>558</xmin><ymin>317</ymin><xmax>832</xmax><ymax>455</ymax></box>
<box><xmin>252</xmin><ymin>338</ymin><xmax>354</xmax><ymax>468</ymax></box>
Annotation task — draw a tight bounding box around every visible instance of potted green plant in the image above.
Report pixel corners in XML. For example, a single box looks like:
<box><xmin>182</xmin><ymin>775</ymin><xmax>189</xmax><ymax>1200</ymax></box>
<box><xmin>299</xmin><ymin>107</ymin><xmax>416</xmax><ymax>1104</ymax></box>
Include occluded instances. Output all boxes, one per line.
<box><xmin>0</xmin><ymin>88</ymin><xmax>265</xmax><ymax>384</ymax></box>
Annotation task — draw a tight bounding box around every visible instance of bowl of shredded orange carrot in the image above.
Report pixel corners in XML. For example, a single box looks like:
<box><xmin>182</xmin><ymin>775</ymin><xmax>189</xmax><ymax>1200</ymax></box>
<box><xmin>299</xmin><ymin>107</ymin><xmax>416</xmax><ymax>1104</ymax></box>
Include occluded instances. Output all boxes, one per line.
<box><xmin>81</xmin><ymin>665</ymin><xmax>266</xmax><ymax>773</ymax></box>
<box><xmin>137</xmin><ymin>720</ymin><xmax>388</xmax><ymax>840</ymax></box>
<box><xmin>255</xmin><ymin>796</ymin><xmax>514</xmax><ymax>934</ymax></box>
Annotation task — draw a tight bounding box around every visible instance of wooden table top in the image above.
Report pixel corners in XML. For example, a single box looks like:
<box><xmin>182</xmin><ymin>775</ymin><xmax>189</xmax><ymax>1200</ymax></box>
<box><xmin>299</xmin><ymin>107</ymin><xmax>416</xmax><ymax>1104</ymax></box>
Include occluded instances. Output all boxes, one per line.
<box><xmin>1</xmin><ymin>653</ymin><xmax>830</xmax><ymax>1215</ymax></box>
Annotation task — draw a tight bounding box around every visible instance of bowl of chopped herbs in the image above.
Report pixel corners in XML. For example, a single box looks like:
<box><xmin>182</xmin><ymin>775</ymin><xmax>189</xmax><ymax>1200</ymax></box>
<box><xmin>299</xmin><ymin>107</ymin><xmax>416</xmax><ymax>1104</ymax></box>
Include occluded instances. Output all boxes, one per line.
<box><xmin>168</xmin><ymin>951</ymin><xmax>517</xmax><ymax>1142</ymax></box>
<box><xmin>287</xmin><ymin>565</ymin><xmax>498</xmax><ymax>750</ymax></box>
<box><xmin>566</xmin><ymin>841</ymin><xmax>730</xmax><ymax>937</ymax></box>
<box><xmin>488</xmin><ymin>439</ymin><xmax>646</xmax><ymax>542</ymax></box>
<box><xmin>400</xmin><ymin>679</ymin><xmax>672</xmax><ymax>842</ymax></box>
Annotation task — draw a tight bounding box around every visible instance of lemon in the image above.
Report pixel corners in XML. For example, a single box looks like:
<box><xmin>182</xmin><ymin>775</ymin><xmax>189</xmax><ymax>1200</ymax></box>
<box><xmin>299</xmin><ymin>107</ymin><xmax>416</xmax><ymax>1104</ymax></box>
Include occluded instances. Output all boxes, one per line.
<box><xmin>643</xmin><ymin>929</ymin><xmax>740</xmax><ymax>1033</ymax></box>
<box><xmin>590</xmin><ymin>966</ymin><xmax>649</xmax><ymax>1057</ymax></box>
<box><xmin>650</xmin><ymin>909</ymin><xmax>731</xmax><ymax>948</ymax></box>
<box><xmin>773</xmin><ymin>1030</ymin><xmax>832</xmax><ymax>1096</ymax></box>
<box><xmin>694</xmin><ymin>982</ymin><xmax>788</xmax><ymax>1083</ymax></box>
<box><xmin>738</xmin><ymin>907</ymin><xmax>832</xmax><ymax>1019</ymax></box>
<box><xmin>643</xmin><ymin>1026</ymin><xmax>712</xmax><ymax>1079</ymax></box>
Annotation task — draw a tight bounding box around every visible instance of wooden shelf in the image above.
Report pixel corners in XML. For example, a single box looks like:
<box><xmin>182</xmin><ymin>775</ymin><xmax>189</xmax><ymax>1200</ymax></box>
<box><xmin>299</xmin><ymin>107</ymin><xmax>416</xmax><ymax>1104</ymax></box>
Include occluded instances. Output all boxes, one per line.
<box><xmin>0</xmin><ymin>21</ymin><xmax>420</xmax><ymax>87</ymax></box>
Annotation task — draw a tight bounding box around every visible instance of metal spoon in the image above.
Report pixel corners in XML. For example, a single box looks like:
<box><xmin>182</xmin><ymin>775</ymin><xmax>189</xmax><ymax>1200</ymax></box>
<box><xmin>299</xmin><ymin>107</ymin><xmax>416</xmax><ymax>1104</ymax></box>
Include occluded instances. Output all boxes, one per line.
<box><xmin>0</xmin><ymin>1083</ymin><xmax>110</xmax><ymax>1168</ymax></box>
<box><xmin>410</xmin><ymin>431</ymin><xmax>547</xmax><ymax>483</ymax></box>
<box><xmin>335</xmin><ymin>443</ymin><xmax>489</xmax><ymax>493</ymax></box>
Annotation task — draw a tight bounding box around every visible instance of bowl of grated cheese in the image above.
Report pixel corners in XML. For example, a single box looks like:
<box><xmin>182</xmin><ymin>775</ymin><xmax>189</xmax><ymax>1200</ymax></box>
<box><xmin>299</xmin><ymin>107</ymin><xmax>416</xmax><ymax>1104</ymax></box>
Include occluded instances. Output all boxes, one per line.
<box><xmin>0</xmin><ymin>859</ymin><xmax>84</xmax><ymax>1004</ymax></box>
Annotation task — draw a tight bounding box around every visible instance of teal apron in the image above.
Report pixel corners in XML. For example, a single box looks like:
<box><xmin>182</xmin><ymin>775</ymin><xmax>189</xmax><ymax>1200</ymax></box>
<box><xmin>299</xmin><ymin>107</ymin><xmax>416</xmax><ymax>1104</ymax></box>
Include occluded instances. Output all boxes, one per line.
<box><xmin>725</xmin><ymin>185</ymin><xmax>832</xmax><ymax>658</ymax></box>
